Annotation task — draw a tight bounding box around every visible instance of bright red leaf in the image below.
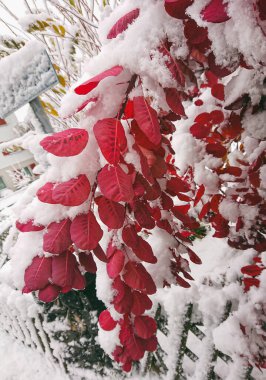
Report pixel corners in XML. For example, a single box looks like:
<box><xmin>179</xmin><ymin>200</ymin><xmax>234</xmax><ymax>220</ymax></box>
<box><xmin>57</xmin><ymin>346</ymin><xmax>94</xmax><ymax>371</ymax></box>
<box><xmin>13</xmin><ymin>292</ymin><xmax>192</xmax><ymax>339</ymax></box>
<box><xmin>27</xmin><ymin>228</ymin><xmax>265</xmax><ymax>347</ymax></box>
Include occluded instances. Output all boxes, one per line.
<box><xmin>131</xmin><ymin>291</ymin><xmax>152</xmax><ymax>315</ymax></box>
<box><xmin>52</xmin><ymin>175</ymin><xmax>91</xmax><ymax>206</ymax></box>
<box><xmin>40</xmin><ymin>129</ymin><xmax>88</xmax><ymax>157</ymax></box>
<box><xmin>37</xmin><ymin>182</ymin><xmax>57</xmax><ymax>204</ymax></box>
<box><xmin>70</xmin><ymin>211</ymin><xmax>103</xmax><ymax>250</ymax></box>
<box><xmin>201</xmin><ymin>0</ymin><xmax>230</xmax><ymax>23</ymax></box>
<box><xmin>98</xmin><ymin>164</ymin><xmax>134</xmax><ymax>203</ymax></box>
<box><xmin>38</xmin><ymin>284</ymin><xmax>60</xmax><ymax>302</ymax></box>
<box><xmin>107</xmin><ymin>9</ymin><xmax>140</xmax><ymax>39</ymax></box>
<box><xmin>75</xmin><ymin>66</ymin><xmax>123</xmax><ymax>95</ymax></box>
<box><xmin>99</xmin><ymin>310</ymin><xmax>117</xmax><ymax>331</ymax></box>
<box><xmin>16</xmin><ymin>219</ymin><xmax>45</xmax><ymax>232</ymax></box>
<box><xmin>97</xmin><ymin>196</ymin><xmax>125</xmax><ymax>229</ymax></box>
<box><xmin>43</xmin><ymin>218</ymin><xmax>72</xmax><ymax>255</ymax></box>
<box><xmin>133</xmin><ymin>97</ymin><xmax>161</xmax><ymax>146</ymax></box>
<box><xmin>24</xmin><ymin>256</ymin><xmax>52</xmax><ymax>291</ymax></box>
<box><xmin>107</xmin><ymin>250</ymin><xmax>125</xmax><ymax>279</ymax></box>
<box><xmin>94</xmin><ymin>118</ymin><xmax>127</xmax><ymax>165</ymax></box>
<box><xmin>52</xmin><ymin>250</ymin><xmax>76</xmax><ymax>288</ymax></box>
<box><xmin>134</xmin><ymin>316</ymin><xmax>157</xmax><ymax>339</ymax></box>
<box><xmin>123</xmin><ymin>261</ymin><xmax>156</xmax><ymax>294</ymax></box>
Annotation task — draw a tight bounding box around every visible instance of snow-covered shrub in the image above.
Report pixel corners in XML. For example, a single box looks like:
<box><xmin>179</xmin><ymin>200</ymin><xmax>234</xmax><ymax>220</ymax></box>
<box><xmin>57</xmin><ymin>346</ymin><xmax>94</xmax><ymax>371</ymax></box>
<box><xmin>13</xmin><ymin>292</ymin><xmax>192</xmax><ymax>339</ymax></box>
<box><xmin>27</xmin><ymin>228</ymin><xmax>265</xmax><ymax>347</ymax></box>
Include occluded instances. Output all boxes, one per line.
<box><xmin>9</xmin><ymin>0</ymin><xmax>265</xmax><ymax>373</ymax></box>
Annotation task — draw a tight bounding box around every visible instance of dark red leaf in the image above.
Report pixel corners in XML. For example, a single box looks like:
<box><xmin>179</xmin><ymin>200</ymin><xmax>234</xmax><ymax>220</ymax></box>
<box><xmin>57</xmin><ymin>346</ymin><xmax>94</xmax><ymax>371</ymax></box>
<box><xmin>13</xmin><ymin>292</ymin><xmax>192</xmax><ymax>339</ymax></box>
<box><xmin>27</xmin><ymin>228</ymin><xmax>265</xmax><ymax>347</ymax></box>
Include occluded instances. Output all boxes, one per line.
<box><xmin>210</xmin><ymin>110</ymin><xmax>224</xmax><ymax>124</ymax></box>
<box><xmin>161</xmin><ymin>192</ymin><xmax>174</xmax><ymax>209</ymax></box>
<box><xmin>113</xmin><ymin>278</ymin><xmax>133</xmax><ymax>314</ymax></box>
<box><xmin>206</xmin><ymin>143</ymin><xmax>226</xmax><ymax>158</ymax></box>
<box><xmin>79</xmin><ymin>251</ymin><xmax>97</xmax><ymax>273</ymax></box>
<box><xmin>194</xmin><ymin>184</ymin><xmax>205</xmax><ymax>206</ymax></box>
<box><xmin>38</xmin><ymin>284</ymin><xmax>60</xmax><ymax>302</ymax></box>
<box><xmin>211</xmin><ymin>83</ymin><xmax>225</xmax><ymax>101</ymax></box>
<box><xmin>159</xmin><ymin>44</ymin><xmax>185</xmax><ymax>86</ymax></box>
<box><xmin>24</xmin><ymin>256</ymin><xmax>52</xmax><ymax>291</ymax></box>
<box><xmin>175</xmin><ymin>273</ymin><xmax>191</xmax><ymax>287</ymax></box>
<box><xmin>40</xmin><ymin>129</ymin><xmax>88</xmax><ymax>157</ymax></box>
<box><xmin>107</xmin><ymin>250</ymin><xmax>125</xmax><ymax>279</ymax></box>
<box><xmin>71</xmin><ymin>211</ymin><xmax>103</xmax><ymax>250</ymax></box>
<box><xmin>131</xmin><ymin>291</ymin><xmax>152</xmax><ymax>315</ymax></box>
<box><xmin>99</xmin><ymin>310</ymin><xmax>117</xmax><ymax>331</ymax></box>
<box><xmin>107</xmin><ymin>9</ymin><xmax>140</xmax><ymax>39</ymax></box>
<box><xmin>199</xmin><ymin>202</ymin><xmax>210</xmax><ymax>220</ymax></box>
<box><xmin>208</xmin><ymin>52</ymin><xmax>233</xmax><ymax>78</ymax></box>
<box><xmin>166</xmin><ymin>176</ymin><xmax>190</xmax><ymax>194</ymax></box>
<box><xmin>134</xmin><ymin>316</ymin><xmax>157</xmax><ymax>339</ymax></box>
<box><xmin>122</xmin><ymin>225</ymin><xmax>157</xmax><ymax>264</ymax></box>
<box><xmin>241</xmin><ymin>265</ymin><xmax>263</xmax><ymax>277</ymax></box>
<box><xmin>97</xmin><ymin>196</ymin><xmax>125</xmax><ymax>229</ymax></box>
<box><xmin>16</xmin><ymin>220</ymin><xmax>45</xmax><ymax>232</ymax></box>
<box><xmin>143</xmin><ymin>335</ymin><xmax>158</xmax><ymax>352</ymax></box>
<box><xmin>53</xmin><ymin>175</ymin><xmax>91</xmax><ymax>206</ymax></box>
<box><xmin>93</xmin><ymin>118</ymin><xmax>127</xmax><ymax>165</ymax></box>
<box><xmin>201</xmin><ymin>0</ymin><xmax>230</xmax><ymax>23</ymax></box>
<box><xmin>133</xmin><ymin>201</ymin><xmax>155</xmax><ymax>230</ymax></box>
<box><xmin>93</xmin><ymin>244</ymin><xmax>108</xmax><ymax>263</ymax></box>
<box><xmin>172</xmin><ymin>206</ymin><xmax>200</xmax><ymax>229</ymax></box>
<box><xmin>37</xmin><ymin>182</ymin><xmax>57</xmax><ymax>204</ymax></box>
<box><xmin>52</xmin><ymin>250</ymin><xmax>76</xmax><ymax>288</ymax></box>
<box><xmin>190</xmin><ymin>123</ymin><xmax>211</xmax><ymax>138</ymax></box>
<box><xmin>72</xmin><ymin>267</ymin><xmax>86</xmax><ymax>290</ymax></box>
<box><xmin>165</xmin><ymin>88</ymin><xmax>186</xmax><ymax>117</ymax></box>
<box><xmin>75</xmin><ymin>66</ymin><xmax>123</xmax><ymax>95</ymax></box>
<box><xmin>123</xmin><ymin>261</ymin><xmax>156</xmax><ymax>294</ymax></box>
<box><xmin>164</xmin><ymin>0</ymin><xmax>193</xmax><ymax>19</ymax></box>
<box><xmin>43</xmin><ymin>218</ymin><xmax>72</xmax><ymax>255</ymax></box>
<box><xmin>98</xmin><ymin>164</ymin><xmax>134</xmax><ymax>203</ymax></box>
<box><xmin>184</xmin><ymin>19</ymin><xmax>208</xmax><ymax>45</ymax></box>
<box><xmin>133</xmin><ymin>97</ymin><xmax>161</xmax><ymax>146</ymax></box>
<box><xmin>187</xmin><ymin>248</ymin><xmax>202</xmax><ymax>264</ymax></box>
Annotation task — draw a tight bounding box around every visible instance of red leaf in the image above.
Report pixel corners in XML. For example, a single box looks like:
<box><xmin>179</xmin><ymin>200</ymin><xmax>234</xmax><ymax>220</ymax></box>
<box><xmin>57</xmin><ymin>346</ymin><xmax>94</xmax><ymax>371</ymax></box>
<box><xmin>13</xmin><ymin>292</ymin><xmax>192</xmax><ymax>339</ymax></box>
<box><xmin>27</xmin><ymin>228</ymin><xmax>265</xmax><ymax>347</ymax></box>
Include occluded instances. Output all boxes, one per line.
<box><xmin>113</xmin><ymin>278</ymin><xmax>133</xmax><ymax>314</ymax></box>
<box><xmin>172</xmin><ymin>206</ymin><xmax>200</xmax><ymax>229</ymax></box>
<box><xmin>40</xmin><ymin>129</ymin><xmax>88</xmax><ymax>157</ymax></box>
<box><xmin>161</xmin><ymin>192</ymin><xmax>174</xmax><ymax>209</ymax></box>
<box><xmin>52</xmin><ymin>175</ymin><xmax>91</xmax><ymax>206</ymax></box>
<box><xmin>119</xmin><ymin>322</ymin><xmax>145</xmax><ymax>360</ymax></box>
<box><xmin>243</xmin><ymin>277</ymin><xmax>260</xmax><ymax>291</ymax></box>
<box><xmin>107</xmin><ymin>250</ymin><xmax>125</xmax><ymax>279</ymax></box>
<box><xmin>134</xmin><ymin>316</ymin><xmax>157</xmax><ymax>339</ymax></box>
<box><xmin>187</xmin><ymin>248</ymin><xmax>202</xmax><ymax>264</ymax></box>
<box><xmin>122</xmin><ymin>225</ymin><xmax>157</xmax><ymax>264</ymax></box>
<box><xmin>94</xmin><ymin>118</ymin><xmax>127</xmax><ymax>165</ymax></box>
<box><xmin>16</xmin><ymin>220</ymin><xmax>45</xmax><ymax>232</ymax></box>
<box><xmin>123</xmin><ymin>261</ymin><xmax>156</xmax><ymax>294</ymax></box>
<box><xmin>194</xmin><ymin>184</ymin><xmax>205</xmax><ymax>206</ymax></box>
<box><xmin>165</xmin><ymin>88</ymin><xmax>186</xmax><ymax>117</ymax></box>
<box><xmin>184</xmin><ymin>19</ymin><xmax>208</xmax><ymax>45</ymax></box>
<box><xmin>99</xmin><ymin>310</ymin><xmax>117</xmax><ymax>331</ymax></box>
<box><xmin>157</xmin><ymin>219</ymin><xmax>173</xmax><ymax>234</ymax></box>
<box><xmin>131</xmin><ymin>120</ymin><xmax>159</xmax><ymax>151</ymax></box>
<box><xmin>107</xmin><ymin>9</ymin><xmax>140</xmax><ymax>39</ymax></box>
<box><xmin>79</xmin><ymin>252</ymin><xmax>97</xmax><ymax>273</ymax></box>
<box><xmin>209</xmin><ymin>110</ymin><xmax>224</xmax><ymax>124</ymax></box>
<box><xmin>258</xmin><ymin>0</ymin><xmax>266</xmax><ymax>20</ymax></box>
<box><xmin>75</xmin><ymin>65</ymin><xmax>123</xmax><ymax>95</ymax></box>
<box><xmin>133</xmin><ymin>201</ymin><xmax>155</xmax><ymax>230</ymax></box>
<box><xmin>98</xmin><ymin>164</ymin><xmax>134</xmax><ymax>203</ymax></box>
<box><xmin>201</xmin><ymin>0</ymin><xmax>230</xmax><ymax>23</ymax></box>
<box><xmin>52</xmin><ymin>250</ymin><xmax>76</xmax><ymax>288</ymax></box>
<box><xmin>241</xmin><ymin>265</ymin><xmax>263</xmax><ymax>277</ymax></box>
<box><xmin>24</xmin><ymin>256</ymin><xmax>52</xmax><ymax>291</ymax></box>
<box><xmin>69</xmin><ymin>97</ymin><xmax>97</xmax><ymax>117</ymax></box>
<box><xmin>211</xmin><ymin>83</ymin><xmax>225</xmax><ymax>101</ymax></box>
<box><xmin>131</xmin><ymin>291</ymin><xmax>152</xmax><ymax>315</ymax></box>
<box><xmin>206</xmin><ymin>143</ymin><xmax>226</xmax><ymax>158</ymax></box>
<box><xmin>164</xmin><ymin>0</ymin><xmax>193</xmax><ymax>19</ymax></box>
<box><xmin>43</xmin><ymin>218</ymin><xmax>72</xmax><ymax>255</ymax></box>
<box><xmin>208</xmin><ymin>52</ymin><xmax>233</xmax><ymax>78</ymax></box>
<box><xmin>190</xmin><ymin>123</ymin><xmax>211</xmax><ymax>138</ymax></box>
<box><xmin>72</xmin><ymin>267</ymin><xmax>86</xmax><ymax>290</ymax></box>
<box><xmin>97</xmin><ymin>196</ymin><xmax>125</xmax><ymax>229</ymax></box>
<box><xmin>143</xmin><ymin>335</ymin><xmax>157</xmax><ymax>352</ymax></box>
<box><xmin>159</xmin><ymin>45</ymin><xmax>185</xmax><ymax>86</ymax></box>
<box><xmin>38</xmin><ymin>284</ymin><xmax>60</xmax><ymax>302</ymax></box>
<box><xmin>70</xmin><ymin>211</ymin><xmax>103</xmax><ymax>250</ymax></box>
<box><xmin>166</xmin><ymin>176</ymin><xmax>190</xmax><ymax>194</ymax></box>
<box><xmin>199</xmin><ymin>202</ymin><xmax>210</xmax><ymax>220</ymax></box>
<box><xmin>93</xmin><ymin>244</ymin><xmax>108</xmax><ymax>263</ymax></box>
<box><xmin>37</xmin><ymin>182</ymin><xmax>57</xmax><ymax>204</ymax></box>
<box><xmin>133</xmin><ymin>97</ymin><xmax>161</xmax><ymax>146</ymax></box>
<box><xmin>124</xmin><ymin>99</ymin><xmax>134</xmax><ymax>119</ymax></box>
<box><xmin>175</xmin><ymin>273</ymin><xmax>191</xmax><ymax>287</ymax></box>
